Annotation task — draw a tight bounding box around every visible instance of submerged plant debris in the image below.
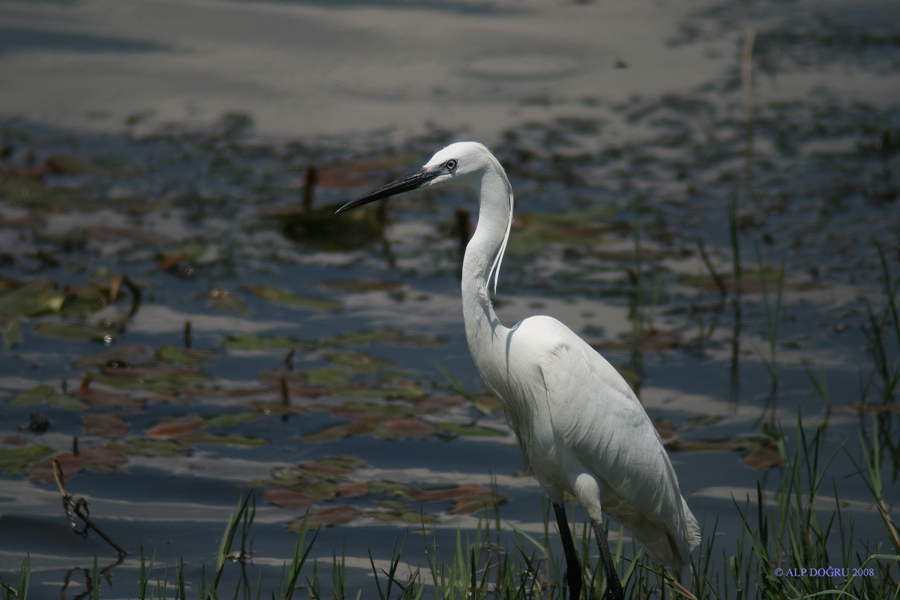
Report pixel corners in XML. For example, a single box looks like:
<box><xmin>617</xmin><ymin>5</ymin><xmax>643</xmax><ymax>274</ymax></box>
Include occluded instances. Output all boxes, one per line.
<box><xmin>1</xmin><ymin>2</ymin><xmax>899</xmax><ymax>596</ymax></box>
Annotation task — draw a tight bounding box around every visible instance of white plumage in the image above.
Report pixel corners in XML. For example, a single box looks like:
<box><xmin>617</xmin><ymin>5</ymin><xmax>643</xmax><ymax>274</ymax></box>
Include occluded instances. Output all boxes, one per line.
<box><xmin>338</xmin><ymin>141</ymin><xmax>700</xmax><ymax>599</ymax></box>
<box><xmin>482</xmin><ymin>314</ymin><xmax>699</xmax><ymax>567</ymax></box>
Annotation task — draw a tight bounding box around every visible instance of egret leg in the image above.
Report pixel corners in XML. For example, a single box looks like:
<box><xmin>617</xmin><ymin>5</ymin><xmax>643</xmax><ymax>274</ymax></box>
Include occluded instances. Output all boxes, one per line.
<box><xmin>552</xmin><ymin>503</ymin><xmax>582</xmax><ymax>600</ymax></box>
<box><xmin>590</xmin><ymin>520</ymin><xmax>624</xmax><ymax>600</ymax></box>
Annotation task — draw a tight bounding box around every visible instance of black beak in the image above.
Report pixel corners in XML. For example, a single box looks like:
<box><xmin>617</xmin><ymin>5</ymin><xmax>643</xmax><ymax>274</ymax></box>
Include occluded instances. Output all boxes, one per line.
<box><xmin>335</xmin><ymin>167</ymin><xmax>440</xmax><ymax>214</ymax></box>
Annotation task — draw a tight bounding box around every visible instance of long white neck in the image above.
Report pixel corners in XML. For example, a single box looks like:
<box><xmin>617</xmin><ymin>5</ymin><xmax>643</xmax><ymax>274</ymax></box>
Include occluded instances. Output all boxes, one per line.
<box><xmin>461</xmin><ymin>159</ymin><xmax>514</xmax><ymax>384</ymax></box>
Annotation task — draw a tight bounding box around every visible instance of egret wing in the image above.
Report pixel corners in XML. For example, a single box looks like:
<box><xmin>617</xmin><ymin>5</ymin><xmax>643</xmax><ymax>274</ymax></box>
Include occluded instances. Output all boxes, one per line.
<box><xmin>532</xmin><ymin>322</ymin><xmax>696</xmax><ymax>565</ymax></box>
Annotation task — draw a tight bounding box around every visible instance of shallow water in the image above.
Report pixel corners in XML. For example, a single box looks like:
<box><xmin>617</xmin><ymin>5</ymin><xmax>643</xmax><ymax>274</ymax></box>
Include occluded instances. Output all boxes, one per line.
<box><xmin>1</xmin><ymin>0</ymin><xmax>899</xmax><ymax>597</ymax></box>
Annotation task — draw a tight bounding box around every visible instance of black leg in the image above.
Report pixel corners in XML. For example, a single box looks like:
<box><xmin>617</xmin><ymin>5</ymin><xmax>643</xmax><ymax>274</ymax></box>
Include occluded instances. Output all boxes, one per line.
<box><xmin>553</xmin><ymin>503</ymin><xmax>583</xmax><ymax>600</ymax></box>
<box><xmin>590</xmin><ymin>520</ymin><xmax>624</xmax><ymax>600</ymax></box>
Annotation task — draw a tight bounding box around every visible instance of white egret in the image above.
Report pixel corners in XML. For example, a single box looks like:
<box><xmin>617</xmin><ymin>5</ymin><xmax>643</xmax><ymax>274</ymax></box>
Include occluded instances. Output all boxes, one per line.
<box><xmin>337</xmin><ymin>142</ymin><xmax>700</xmax><ymax>600</ymax></box>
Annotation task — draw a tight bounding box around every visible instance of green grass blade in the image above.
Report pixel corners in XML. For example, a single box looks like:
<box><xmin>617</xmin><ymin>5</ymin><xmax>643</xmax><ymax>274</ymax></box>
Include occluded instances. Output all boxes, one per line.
<box><xmin>214</xmin><ymin>494</ymin><xmax>253</xmax><ymax>591</ymax></box>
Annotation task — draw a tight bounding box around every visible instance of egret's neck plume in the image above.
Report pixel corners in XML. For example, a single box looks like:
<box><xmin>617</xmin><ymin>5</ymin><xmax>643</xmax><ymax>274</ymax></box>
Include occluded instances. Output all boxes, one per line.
<box><xmin>460</xmin><ymin>149</ymin><xmax>515</xmax><ymax>384</ymax></box>
<box><xmin>465</xmin><ymin>150</ymin><xmax>514</xmax><ymax>297</ymax></box>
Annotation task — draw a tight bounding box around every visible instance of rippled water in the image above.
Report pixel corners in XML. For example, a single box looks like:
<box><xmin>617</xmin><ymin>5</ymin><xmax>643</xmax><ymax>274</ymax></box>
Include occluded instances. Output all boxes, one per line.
<box><xmin>1</xmin><ymin>0</ymin><xmax>899</xmax><ymax>597</ymax></box>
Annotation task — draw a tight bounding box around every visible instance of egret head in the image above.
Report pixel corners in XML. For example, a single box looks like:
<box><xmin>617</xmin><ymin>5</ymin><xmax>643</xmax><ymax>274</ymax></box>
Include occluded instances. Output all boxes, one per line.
<box><xmin>335</xmin><ymin>142</ymin><xmax>492</xmax><ymax>214</ymax></box>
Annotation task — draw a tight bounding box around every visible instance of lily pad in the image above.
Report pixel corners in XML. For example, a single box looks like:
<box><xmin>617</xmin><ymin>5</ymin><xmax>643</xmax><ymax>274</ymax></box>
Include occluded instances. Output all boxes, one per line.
<box><xmin>82</xmin><ymin>413</ymin><xmax>130</xmax><ymax>439</ymax></box>
<box><xmin>369</xmin><ymin>480</ymin><xmax>409</xmax><ymax>496</ymax></box>
<box><xmin>376</xmin><ymin>499</ymin><xmax>407</xmax><ymax>512</ymax></box>
<box><xmin>83</xmin><ymin>446</ymin><xmax>127</xmax><ymax>473</ymax></box>
<box><xmin>260</xmin><ymin>466</ymin><xmax>305</xmax><ymax>487</ymax></box>
<box><xmin>34</xmin><ymin>320</ymin><xmax>118</xmax><ymax>343</ymax></box>
<box><xmin>408</xmin><ymin>484</ymin><xmax>492</xmax><ymax>503</ymax></box>
<box><xmin>297</xmin><ymin>460</ymin><xmax>353</xmax><ymax>479</ymax></box>
<box><xmin>0</xmin><ymin>279</ymin><xmax>66</xmax><ymax>318</ymax></box>
<box><xmin>264</xmin><ymin>487</ymin><xmax>315</xmax><ymax>510</ymax></box>
<box><xmin>202</xmin><ymin>411</ymin><xmax>265</xmax><ymax>429</ymax></box>
<box><xmin>415</xmin><ymin>394</ymin><xmax>465</xmax><ymax>413</ymax></box>
<box><xmin>223</xmin><ymin>333</ymin><xmax>309</xmax><ymax>351</ymax></box>
<box><xmin>301</xmin><ymin>418</ymin><xmax>381</xmax><ymax>442</ymax></box>
<box><xmin>101</xmin><ymin>364</ymin><xmax>193</xmax><ymax>378</ymax></box>
<box><xmin>10</xmin><ymin>384</ymin><xmax>89</xmax><ymax>411</ymax></box>
<box><xmin>108</xmin><ymin>438</ymin><xmax>191</xmax><ymax>457</ymax></box>
<box><xmin>323</xmin><ymin>350</ymin><xmax>393</xmax><ymax>373</ymax></box>
<box><xmin>341</xmin><ymin>386</ymin><xmax>426</xmax><ymax>401</ymax></box>
<box><xmin>299</xmin><ymin>480</ymin><xmax>339</xmax><ymax>502</ymax></box>
<box><xmin>177</xmin><ymin>432</ymin><xmax>268</xmax><ymax>446</ymax></box>
<box><xmin>0</xmin><ymin>445</ymin><xmax>54</xmax><ymax>475</ymax></box>
<box><xmin>328</xmin><ymin>402</ymin><xmax>415</xmax><ymax>420</ymax></box>
<box><xmin>301</xmin><ymin>505</ymin><xmax>362</xmax><ymax>529</ymax></box>
<box><xmin>250</xmin><ymin>400</ymin><xmax>310</xmax><ymax>416</ymax></box>
<box><xmin>408</xmin><ymin>483</ymin><xmax>506</xmax><ymax>514</ymax></box>
<box><xmin>93</xmin><ymin>368</ymin><xmax>211</xmax><ymax>396</ymax></box>
<box><xmin>368</xmin><ymin>508</ymin><xmax>436</xmax><ymax>524</ymax></box>
<box><xmin>317</xmin><ymin>456</ymin><xmax>366</xmax><ymax>470</ymax></box>
<box><xmin>156</xmin><ymin>345</ymin><xmax>220</xmax><ymax>366</ymax></box>
<box><xmin>248</xmin><ymin>458</ymin><xmax>363</xmax><ymax>487</ymax></box>
<box><xmin>451</xmin><ymin>492</ymin><xmax>506</xmax><ymax>515</ymax></box>
<box><xmin>260</xmin><ymin>372</ymin><xmax>331</xmax><ymax>404</ymax></box>
<box><xmin>378</xmin><ymin>418</ymin><xmax>437</xmax><ymax>441</ymax></box>
<box><xmin>242</xmin><ymin>285</ymin><xmax>341</xmax><ymax>312</ymax></box>
<box><xmin>29</xmin><ymin>453</ymin><xmax>85</xmax><ymax>482</ymax></box>
<box><xmin>71</xmin><ymin>384</ymin><xmax>144</xmax><ymax>409</ymax></box>
<box><xmin>336</xmin><ymin>481</ymin><xmax>369</xmax><ymax>498</ymax></box>
<box><xmin>147</xmin><ymin>414</ymin><xmax>204</xmax><ymax>438</ymax></box>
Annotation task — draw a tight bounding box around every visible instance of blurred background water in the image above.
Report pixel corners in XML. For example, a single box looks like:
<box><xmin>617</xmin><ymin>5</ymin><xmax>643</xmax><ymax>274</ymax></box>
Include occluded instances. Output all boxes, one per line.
<box><xmin>0</xmin><ymin>0</ymin><xmax>898</xmax><ymax>597</ymax></box>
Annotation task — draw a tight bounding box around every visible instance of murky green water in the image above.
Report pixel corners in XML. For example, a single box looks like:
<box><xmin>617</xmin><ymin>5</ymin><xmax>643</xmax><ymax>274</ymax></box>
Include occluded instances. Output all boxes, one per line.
<box><xmin>1</xmin><ymin>0</ymin><xmax>899</xmax><ymax>597</ymax></box>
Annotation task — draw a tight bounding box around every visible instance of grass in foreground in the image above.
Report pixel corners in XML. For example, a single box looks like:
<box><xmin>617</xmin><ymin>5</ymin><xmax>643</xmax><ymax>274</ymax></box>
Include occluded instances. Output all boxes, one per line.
<box><xmin>1</xmin><ymin>412</ymin><xmax>897</xmax><ymax>600</ymax></box>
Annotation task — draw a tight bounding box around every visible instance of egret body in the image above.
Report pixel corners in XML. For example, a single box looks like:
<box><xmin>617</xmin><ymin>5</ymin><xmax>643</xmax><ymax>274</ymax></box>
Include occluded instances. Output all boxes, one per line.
<box><xmin>337</xmin><ymin>142</ymin><xmax>700</xmax><ymax>600</ymax></box>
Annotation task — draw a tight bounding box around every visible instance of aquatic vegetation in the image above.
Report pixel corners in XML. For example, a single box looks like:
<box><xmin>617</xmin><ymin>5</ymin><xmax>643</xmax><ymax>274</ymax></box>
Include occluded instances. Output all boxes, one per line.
<box><xmin>1</xmin><ymin>3</ymin><xmax>899</xmax><ymax>595</ymax></box>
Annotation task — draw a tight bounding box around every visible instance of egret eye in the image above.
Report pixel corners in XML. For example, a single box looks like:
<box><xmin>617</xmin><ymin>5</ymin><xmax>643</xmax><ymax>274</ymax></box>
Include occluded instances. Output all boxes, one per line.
<box><xmin>445</xmin><ymin>159</ymin><xmax>458</xmax><ymax>171</ymax></box>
